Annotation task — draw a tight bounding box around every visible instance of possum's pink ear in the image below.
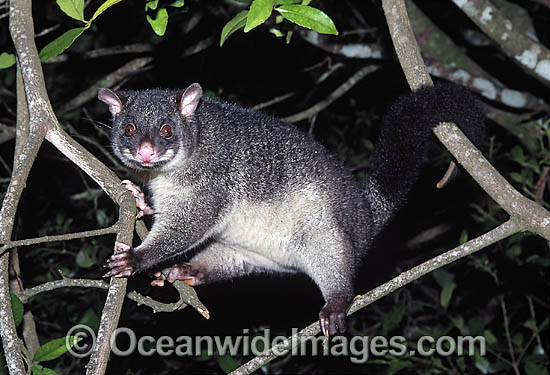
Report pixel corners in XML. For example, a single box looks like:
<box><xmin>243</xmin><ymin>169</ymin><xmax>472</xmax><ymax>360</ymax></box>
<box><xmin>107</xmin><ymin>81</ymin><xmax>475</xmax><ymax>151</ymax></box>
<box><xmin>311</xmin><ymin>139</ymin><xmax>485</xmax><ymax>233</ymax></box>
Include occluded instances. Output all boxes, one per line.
<box><xmin>179</xmin><ymin>83</ymin><xmax>203</xmax><ymax>118</ymax></box>
<box><xmin>98</xmin><ymin>88</ymin><xmax>123</xmax><ymax>116</ymax></box>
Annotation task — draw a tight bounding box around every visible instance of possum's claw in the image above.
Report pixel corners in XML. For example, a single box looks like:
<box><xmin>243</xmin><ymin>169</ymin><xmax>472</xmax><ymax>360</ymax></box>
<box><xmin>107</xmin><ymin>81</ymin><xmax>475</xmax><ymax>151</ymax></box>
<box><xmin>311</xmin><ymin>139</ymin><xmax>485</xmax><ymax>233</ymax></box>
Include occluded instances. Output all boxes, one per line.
<box><xmin>121</xmin><ymin>180</ymin><xmax>155</xmax><ymax>218</ymax></box>
<box><xmin>149</xmin><ymin>271</ymin><xmax>166</xmax><ymax>287</ymax></box>
<box><xmin>319</xmin><ymin>299</ymin><xmax>349</xmax><ymax>338</ymax></box>
<box><xmin>103</xmin><ymin>241</ymin><xmax>135</xmax><ymax>278</ymax></box>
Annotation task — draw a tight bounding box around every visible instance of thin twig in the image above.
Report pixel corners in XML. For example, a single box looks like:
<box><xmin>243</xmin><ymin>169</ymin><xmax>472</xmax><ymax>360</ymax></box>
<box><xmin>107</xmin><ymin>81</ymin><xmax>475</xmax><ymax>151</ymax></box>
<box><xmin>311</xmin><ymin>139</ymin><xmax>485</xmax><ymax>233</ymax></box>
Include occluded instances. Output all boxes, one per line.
<box><xmin>56</xmin><ymin>57</ymin><xmax>153</xmax><ymax>115</ymax></box>
<box><xmin>0</xmin><ymin>225</ymin><xmax>118</xmax><ymax>255</ymax></box>
<box><xmin>499</xmin><ymin>296</ymin><xmax>521</xmax><ymax>375</ymax></box>
<box><xmin>16</xmin><ymin>278</ymin><xmax>206</xmax><ymax>316</ymax></box>
<box><xmin>283</xmin><ymin>65</ymin><xmax>379</xmax><ymax>123</ymax></box>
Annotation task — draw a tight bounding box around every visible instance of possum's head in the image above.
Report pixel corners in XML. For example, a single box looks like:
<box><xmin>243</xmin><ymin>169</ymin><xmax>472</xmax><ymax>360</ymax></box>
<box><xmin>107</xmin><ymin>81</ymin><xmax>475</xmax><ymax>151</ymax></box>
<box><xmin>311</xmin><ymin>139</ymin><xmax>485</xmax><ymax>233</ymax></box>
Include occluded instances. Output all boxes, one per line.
<box><xmin>98</xmin><ymin>83</ymin><xmax>202</xmax><ymax>172</ymax></box>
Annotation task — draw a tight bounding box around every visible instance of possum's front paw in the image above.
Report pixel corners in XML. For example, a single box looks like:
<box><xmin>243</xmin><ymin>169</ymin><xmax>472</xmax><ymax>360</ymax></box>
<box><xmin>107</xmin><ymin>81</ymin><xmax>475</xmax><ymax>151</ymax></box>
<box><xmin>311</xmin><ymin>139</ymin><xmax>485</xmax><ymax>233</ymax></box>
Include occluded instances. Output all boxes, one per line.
<box><xmin>319</xmin><ymin>299</ymin><xmax>349</xmax><ymax>338</ymax></box>
<box><xmin>166</xmin><ymin>263</ymin><xmax>205</xmax><ymax>286</ymax></box>
<box><xmin>121</xmin><ymin>180</ymin><xmax>155</xmax><ymax>219</ymax></box>
<box><xmin>103</xmin><ymin>242</ymin><xmax>135</xmax><ymax>278</ymax></box>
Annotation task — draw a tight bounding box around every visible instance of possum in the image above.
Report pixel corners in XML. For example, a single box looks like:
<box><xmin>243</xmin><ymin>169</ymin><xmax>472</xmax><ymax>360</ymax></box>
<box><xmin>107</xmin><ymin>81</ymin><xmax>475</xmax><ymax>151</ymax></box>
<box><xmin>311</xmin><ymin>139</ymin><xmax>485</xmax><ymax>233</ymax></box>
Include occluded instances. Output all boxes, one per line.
<box><xmin>99</xmin><ymin>82</ymin><xmax>485</xmax><ymax>337</ymax></box>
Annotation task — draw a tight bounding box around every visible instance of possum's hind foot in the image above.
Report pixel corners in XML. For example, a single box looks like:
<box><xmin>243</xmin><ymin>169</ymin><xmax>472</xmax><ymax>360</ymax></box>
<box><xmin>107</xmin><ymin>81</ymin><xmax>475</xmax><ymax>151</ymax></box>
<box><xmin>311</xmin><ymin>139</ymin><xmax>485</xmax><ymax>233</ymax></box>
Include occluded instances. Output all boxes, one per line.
<box><xmin>166</xmin><ymin>263</ymin><xmax>205</xmax><ymax>286</ymax></box>
<box><xmin>319</xmin><ymin>297</ymin><xmax>350</xmax><ymax>338</ymax></box>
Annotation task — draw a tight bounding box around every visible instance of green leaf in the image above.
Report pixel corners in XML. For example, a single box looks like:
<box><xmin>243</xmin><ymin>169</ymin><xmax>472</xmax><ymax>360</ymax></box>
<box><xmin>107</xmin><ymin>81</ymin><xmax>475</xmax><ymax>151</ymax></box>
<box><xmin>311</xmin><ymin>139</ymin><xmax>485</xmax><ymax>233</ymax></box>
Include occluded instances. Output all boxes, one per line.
<box><xmin>510</xmin><ymin>146</ymin><xmax>525</xmax><ymax>162</ymax></box>
<box><xmin>483</xmin><ymin>329</ymin><xmax>497</xmax><ymax>345</ymax></box>
<box><xmin>474</xmin><ymin>352</ymin><xmax>490</xmax><ymax>374</ymax></box>
<box><xmin>146</xmin><ymin>8</ymin><xmax>169</xmax><ymax>36</ymax></box>
<box><xmin>170</xmin><ymin>0</ymin><xmax>184</xmax><ymax>7</ymax></box>
<box><xmin>10</xmin><ymin>293</ymin><xmax>23</xmax><ymax>327</ymax></box>
<box><xmin>382</xmin><ymin>304</ymin><xmax>405</xmax><ymax>336</ymax></box>
<box><xmin>56</xmin><ymin>0</ymin><xmax>85</xmax><ymax>21</ymax></box>
<box><xmin>506</xmin><ymin>245</ymin><xmax>522</xmax><ymax>258</ymax></box>
<box><xmin>440</xmin><ymin>281</ymin><xmax>456</xmax><ymax>309</ymax></box>
<box><xmin>468</xmin><ymin>317</ymin><xmax>485</xmax><ymax>335</ymax></box>
<box><xmin>33</xmin><ymin>337</ymin><xmax>81</xmax><ymax>362</ymax></box>
<box><xmin>526</xmin><ymin>254</ymin><xmax>550</xmax><ymax>266</ymax></box>
<box><xmin>90</xmin><ymin>0</ymin><xmax>124</xmax><ymax>22</ymax></box>
<box><xmin>39</xmin><ymin>27</ymin><xmax>86</xmax><ymax>61</ymax></box>
<box><xmin>456</xmin><ymin>357</ymin><xmax>466</xmax><ymax>371</ymax></box>
<box><xmin>220</xmin><ymin>10</ymin><xmax>249</xmax><ymax>46</ymax></box>
<box><xmin>76</xmin><ymin>249</ymin><xmax>95</xmax><ymax>268</ymax></box>
<box><xmin>285</xmin><ymin>29</ymin><xmax>293</xmax><ymax>43</ymax></box>
<box><xmin>275</xmin><ymin>4</ymin><xmax>338</xmax><ymax>35</ymax></box>
<box><xmin>452</xmin><ymin>315</ymin><xmax>464</xmax><ymax>331</ymax></box>
<box><xmin>433</xmin><ymin>269</ymin><xmax>454</xmax><ymax>288</ymax></box>
<box><xmin>244</xmin><ymin>0</ymin><xmax>274</xmax><ymax>33</ymax></box>
<box><xmin>95</xmin><ymin>209</ymin><xmax>110</xmax><ymax>227</ymax></box>
<box><xmin>275</xmin><ymin>0</ymin><xmax>300</xmax><ymax>4</ymax></box>
<box><xmin>0</xmin><ymin>53</ymin><xmax>15</xmax><ymax>69</ymax></box>
<box><xmin>216</xmin><ymin>355</ymin><xmax>240</xmax><ymax>374</ymax></box>
<box><xmin>489</xmin><ymin>360</ymin><xmax>510</xmax><ymax>373</ymax></box>
<box><xmin>459</xmin><ymin>230</ymin><xmax>468</xmax><ymax>245</ymax></box>
<box><xmin>509</xmin><ymin>172</ymin><xmax>525</xmax><ymax>184</ymax></box>
<box><xmin>79</xmin><ymin>309</ymin><xmax>100</xmax><ymax>332</ymax></box>
<box><xmin>269</xmin><ymin>28</ymin><xmax>284</xmax><ymax>37</ymax></box>
<box><xmin>524</xmin><ymin>361</ymin><xmax>546</xmax><ymax>375</ymax></box>
<box><xmin>32</xmin><ymin>365</ymin><xmax>57</xmax><ymax>375</ymax></box>
<box><xmin>145</xmin><ymin>0</ymin><xmax>158</xmax><ymax>11</ymax></box>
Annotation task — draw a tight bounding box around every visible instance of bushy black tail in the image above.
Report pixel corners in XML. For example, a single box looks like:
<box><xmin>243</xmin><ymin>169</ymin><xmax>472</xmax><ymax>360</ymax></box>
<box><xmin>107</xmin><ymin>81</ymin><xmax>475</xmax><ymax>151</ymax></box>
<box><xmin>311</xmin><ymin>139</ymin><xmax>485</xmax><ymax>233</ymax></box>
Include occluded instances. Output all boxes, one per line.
<box><xmin>364</xmin><ymin>83</ymin><xmax>486</xmax><ymax>239</ymax></box>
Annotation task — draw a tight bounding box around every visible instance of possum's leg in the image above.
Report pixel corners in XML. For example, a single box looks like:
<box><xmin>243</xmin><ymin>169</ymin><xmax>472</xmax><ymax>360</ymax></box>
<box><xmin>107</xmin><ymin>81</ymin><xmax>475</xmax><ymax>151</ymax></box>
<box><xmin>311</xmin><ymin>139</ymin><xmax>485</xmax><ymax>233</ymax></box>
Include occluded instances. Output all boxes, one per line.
<box><xmin>164</xmin><ymin>242</ymin><xmax>295</xmax><ymax>286</ymax></box>
<box><xmin>293</xmin><ymin>227</ymin><xmax>355</xmax><ymax>338</ymax></box>
<box><xmin>121</xmin><ymin>180</ymin><xmax>155</xmax><ymax>218</ymax></box>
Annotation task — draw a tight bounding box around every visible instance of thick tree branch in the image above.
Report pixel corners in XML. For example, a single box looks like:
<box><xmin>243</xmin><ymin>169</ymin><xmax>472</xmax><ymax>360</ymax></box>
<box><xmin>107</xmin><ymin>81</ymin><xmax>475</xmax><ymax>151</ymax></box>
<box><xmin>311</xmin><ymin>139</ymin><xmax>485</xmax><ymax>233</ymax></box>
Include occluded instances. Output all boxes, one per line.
<box><xmin>4</xmin><ymin>1</ymin><xmax>154</xmax><ymax>374</ymax></box>
<box><xmin>8</xmin><ymin>64</ymin><xmax>40</xmax><ymax>360</ymax></box>
<box><xmin>0</xmin><ymin>0</ymin><xmax>51</xmax><ymax>372</ymax></box>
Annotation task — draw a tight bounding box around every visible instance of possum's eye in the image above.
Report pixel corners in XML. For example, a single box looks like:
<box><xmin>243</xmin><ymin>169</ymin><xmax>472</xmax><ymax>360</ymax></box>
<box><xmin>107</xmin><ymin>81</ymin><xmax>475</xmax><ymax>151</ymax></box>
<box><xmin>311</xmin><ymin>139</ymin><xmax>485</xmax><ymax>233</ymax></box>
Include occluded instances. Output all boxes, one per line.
<box><xmin>124</xmin><ymin>124</ymin><xmax>136</xmax><ymax>137</ymax></box>
<box><xmin>160</xmin><ymin>124</ymin><xmax>173</xmax><ymax>138</ymax></box>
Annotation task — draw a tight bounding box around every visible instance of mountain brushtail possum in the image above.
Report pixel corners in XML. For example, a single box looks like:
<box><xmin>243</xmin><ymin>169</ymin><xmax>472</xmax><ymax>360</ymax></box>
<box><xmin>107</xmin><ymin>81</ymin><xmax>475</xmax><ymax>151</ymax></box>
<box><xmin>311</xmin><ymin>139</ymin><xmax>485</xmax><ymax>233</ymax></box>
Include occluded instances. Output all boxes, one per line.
<box><xmin>99</xmin><ymin>82</ymin><xmax>485</xmax><ymax>337</ymax></box>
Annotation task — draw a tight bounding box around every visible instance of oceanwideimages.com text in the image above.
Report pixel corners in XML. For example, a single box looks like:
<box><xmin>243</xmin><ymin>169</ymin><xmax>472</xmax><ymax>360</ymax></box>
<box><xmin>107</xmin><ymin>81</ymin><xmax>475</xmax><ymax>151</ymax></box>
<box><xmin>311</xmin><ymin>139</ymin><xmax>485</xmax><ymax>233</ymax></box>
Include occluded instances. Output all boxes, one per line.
<box><xmin>67</xmin><ymin>325</ymin><xmax>486</xmax><ymax>363</ymax></box>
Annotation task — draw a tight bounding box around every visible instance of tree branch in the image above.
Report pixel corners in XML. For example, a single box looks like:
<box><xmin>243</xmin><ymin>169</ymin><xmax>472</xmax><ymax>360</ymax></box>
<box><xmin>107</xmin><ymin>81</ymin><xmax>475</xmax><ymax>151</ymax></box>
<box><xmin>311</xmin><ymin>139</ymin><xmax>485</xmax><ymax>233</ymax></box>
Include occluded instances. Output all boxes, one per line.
<box><xmin>4</xmin><ymin>1</ymin><xmax>152</xmax><ymax>374</ymax></box>
<box><xmin>230</xmin><ymin>220</ymin><xmax>520</xmax><ymax>375</ymax></box>
<box><xmin>16</xmin><ymin>277</ymin><xmax>207</xmax><ymax>317</ymax></box>
<box><xmin>8</xmin><ymin>64</ymin><xmax>40</xmax><ymax>360</ymax></box>
<box><xmin>451</xmin><ymin>0</ymin><xmax>550</xmax><ymax>87</ymax></box>
<box><xmin>0</xmin><ymin>225</ymin><xmax>118</xmax><ymax>255</ymax></box>
<box><xmin>56</xmin><ymin>57</ymin><xmax>153</xmax><ymax>115</ymax></box>
<box><xmin>283</xmin><ymin>65</ymin><xmax>380</xmax><ymax>123</ymax></box>
<box><xmin>0</xmin><ymin>0</ymin><xmax>52</xmax><ymax>372</ymax></box>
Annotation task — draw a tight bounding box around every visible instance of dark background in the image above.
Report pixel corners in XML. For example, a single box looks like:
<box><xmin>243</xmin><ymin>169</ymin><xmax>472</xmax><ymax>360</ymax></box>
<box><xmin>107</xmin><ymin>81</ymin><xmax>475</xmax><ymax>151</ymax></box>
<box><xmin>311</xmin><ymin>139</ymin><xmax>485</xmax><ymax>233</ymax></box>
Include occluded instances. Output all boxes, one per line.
<box><xmin>0</xmin><ymin>0</ymin><xmax>549</xmax><ymax>374</ymax></box>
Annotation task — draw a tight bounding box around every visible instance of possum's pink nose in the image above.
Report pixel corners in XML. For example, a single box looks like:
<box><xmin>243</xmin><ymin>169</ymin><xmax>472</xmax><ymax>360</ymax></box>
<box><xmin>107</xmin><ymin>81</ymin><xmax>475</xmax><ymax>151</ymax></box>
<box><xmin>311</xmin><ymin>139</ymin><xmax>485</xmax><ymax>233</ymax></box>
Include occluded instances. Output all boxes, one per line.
<box><xmin>138</xmin><ymin>142</ymin><xmax>155</xmax><ymax>163</ymax></box>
